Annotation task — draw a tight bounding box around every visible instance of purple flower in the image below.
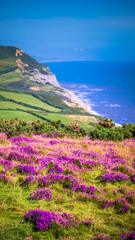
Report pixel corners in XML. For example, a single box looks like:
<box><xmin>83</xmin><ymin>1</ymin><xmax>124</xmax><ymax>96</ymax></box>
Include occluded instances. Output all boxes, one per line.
<box><xmin>30</xmin><ymin>188</ymin><xmax>52</xmax><ymax>200</ymax></box>
<box><xmin>121</xmin><ymin>228</ymin><xmax>135</xmax><ymax>239</ymax></box>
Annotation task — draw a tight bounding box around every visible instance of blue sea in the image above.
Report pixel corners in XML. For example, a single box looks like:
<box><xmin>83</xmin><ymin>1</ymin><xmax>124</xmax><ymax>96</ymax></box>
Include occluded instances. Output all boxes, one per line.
<box><xmin>44</xmin><ymin>61</ymin><xmax>135</xmax><ymax>124</ymax></box>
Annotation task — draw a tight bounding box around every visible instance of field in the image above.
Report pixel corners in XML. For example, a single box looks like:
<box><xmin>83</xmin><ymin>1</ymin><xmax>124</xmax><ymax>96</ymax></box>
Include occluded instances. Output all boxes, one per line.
<box><xmin>0</xmin><ymin>101</ymin><xmax>42</xmax><ymax>111</ymax></box>
<box><xmin>0</xmin><ymin>110</ymin><xmax>40</xmax><ymax>121</ymax></box>
<box><xmin>39</xmin><ymin>113</ymin><xmax>75</xmax><ymax>125</ymax></box>
<box><xmin>0</xmin><ymin>91</ymin><xmax>61</xmax><ymax>112</ymax></box>
<box><xmin>0</xmin><ymin>101</ymin><xmax>93</xmax><ymax>128</ymax></box>
<box><xmin>0</xmin><ymin>133</ymin><xmax>135</xmax><ymax>240</ymax></box>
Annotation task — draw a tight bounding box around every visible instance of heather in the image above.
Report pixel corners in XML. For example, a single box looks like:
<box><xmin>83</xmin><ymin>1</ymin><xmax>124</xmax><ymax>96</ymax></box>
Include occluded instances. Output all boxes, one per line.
<box><xmin>0</xmin><ymin>132</ymin><xmax>135</xmax><ymax>239</ymax></box>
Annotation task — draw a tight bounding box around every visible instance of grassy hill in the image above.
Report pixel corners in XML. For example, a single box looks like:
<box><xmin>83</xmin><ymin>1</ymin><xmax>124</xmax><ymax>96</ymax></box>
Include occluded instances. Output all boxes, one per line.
<box><xmin>0</xmin><ymin>133</ymin><xmax>135</xmax><ymax>240</ymax></box>
<box><xmin>0</xmin><ymin>45</ymin><xmax>104</xmax><ymax>127</ymax></box>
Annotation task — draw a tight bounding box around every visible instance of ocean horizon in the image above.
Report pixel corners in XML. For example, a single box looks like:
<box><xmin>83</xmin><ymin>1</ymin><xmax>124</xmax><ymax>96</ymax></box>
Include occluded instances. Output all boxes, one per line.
<box><xmin>44</xmin><ymin>61</ymin><xmax>135</xmax><ymax>125</ymax></box>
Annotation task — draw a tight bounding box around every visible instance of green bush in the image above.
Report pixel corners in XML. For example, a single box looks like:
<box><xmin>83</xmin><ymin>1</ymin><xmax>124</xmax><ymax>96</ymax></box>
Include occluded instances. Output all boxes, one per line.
<box><xmin>65</xmin><ymin>122</ymin><xmax>87</xmax><ymax>137</ymax></box>
<box><xmin>89</xmin><ymin>125</ymin><xmax>124</xmax><ymax>141</ymax></box>
<box><xmin>98</xmin><ymin>117</ymin><xmax>115</xmax><ymax>128</ymax></box>
<box><xmin>0</xmin><ymin>118</ymin><xmax>134</xmax><ymax>141</ymax></box>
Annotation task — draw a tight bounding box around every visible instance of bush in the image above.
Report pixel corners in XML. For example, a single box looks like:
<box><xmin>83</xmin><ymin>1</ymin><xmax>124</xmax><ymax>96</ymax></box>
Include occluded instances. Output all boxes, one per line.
<box><xmin>65</xmin><ymin>122</ymin><xmax>86</xmax><ymax>137</ymax></box>
<box><xmin>98</xmin><ymin>117</ymin><xmax>115</xmax><ymax>128</ymax></box>
<box><xmin>89</xmin><ymin>125</ymin><xmax>124</xmax><ymax>141</ymax></box>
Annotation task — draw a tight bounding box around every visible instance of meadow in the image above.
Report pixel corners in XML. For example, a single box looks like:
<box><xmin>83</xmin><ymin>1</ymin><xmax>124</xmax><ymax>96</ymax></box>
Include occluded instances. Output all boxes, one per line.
<box><xmin>0</xmin><ymin>91</ymin><xmax>61</xmax><ymax>112</ymax></box>
<box><xmin>0</xmin><ymin>110</ymin><xmax>40</xmax><ymax>122</ymax></box>
<box><xmin>0</xmin><ymin>132</ymin><xmax>135</xmax><ymax>240</ymax></box>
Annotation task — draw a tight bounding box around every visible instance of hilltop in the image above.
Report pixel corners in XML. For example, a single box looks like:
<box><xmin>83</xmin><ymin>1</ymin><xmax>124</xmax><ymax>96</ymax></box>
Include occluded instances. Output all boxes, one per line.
<box><xmin>0</xmin><ymin>46</ymin><xmax>103</xmax><ymax>126</ymax></box>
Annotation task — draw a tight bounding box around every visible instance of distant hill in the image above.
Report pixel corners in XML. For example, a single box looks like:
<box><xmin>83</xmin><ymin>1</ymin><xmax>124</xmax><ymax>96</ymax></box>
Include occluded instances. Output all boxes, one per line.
<box><xmin>0</xmin><ymin>45</ymin><xmax>103</xmax><ymax>127</ymax></box>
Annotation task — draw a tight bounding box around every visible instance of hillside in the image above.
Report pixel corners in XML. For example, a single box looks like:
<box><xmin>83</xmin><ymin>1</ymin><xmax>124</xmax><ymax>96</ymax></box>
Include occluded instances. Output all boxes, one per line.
<box><xmin>0</xmin><ymin>133</ymin><xmax>135</xmax><ymax>239</ymax></box>
<box><xmin>0</xmin><ymin>45</ymin><xmax>103</xmax><ymax>127</ymax></box>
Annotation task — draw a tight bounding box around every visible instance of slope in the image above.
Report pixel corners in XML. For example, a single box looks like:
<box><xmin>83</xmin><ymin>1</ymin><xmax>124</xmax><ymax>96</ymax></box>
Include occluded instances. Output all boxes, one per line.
<box><xmin>0</xmin><ymin>45</ymin><xmax>104</xmax><ymax>126</ymax></box>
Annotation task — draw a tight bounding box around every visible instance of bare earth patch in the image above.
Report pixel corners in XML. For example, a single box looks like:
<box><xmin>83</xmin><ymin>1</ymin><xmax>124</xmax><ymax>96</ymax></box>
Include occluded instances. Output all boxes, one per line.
<box><xmin>29</xmin><ymin>87</ymin><xmax>42</xmax><ymax>91</ymax></box>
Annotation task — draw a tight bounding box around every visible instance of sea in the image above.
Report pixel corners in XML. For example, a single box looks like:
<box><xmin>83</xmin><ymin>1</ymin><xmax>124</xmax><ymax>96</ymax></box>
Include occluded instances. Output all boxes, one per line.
<box><xmin>43</xmin><ymin>61</ymin><xmax>135</xmax><ymax>125</ymax></box>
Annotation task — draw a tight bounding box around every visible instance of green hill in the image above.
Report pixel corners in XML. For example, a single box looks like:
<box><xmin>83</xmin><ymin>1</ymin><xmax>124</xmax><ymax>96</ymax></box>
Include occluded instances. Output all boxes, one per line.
<box><xmin>0</xmin><ymin>45</ymin><xmax>104</xmax><ymax>127</ymax></box>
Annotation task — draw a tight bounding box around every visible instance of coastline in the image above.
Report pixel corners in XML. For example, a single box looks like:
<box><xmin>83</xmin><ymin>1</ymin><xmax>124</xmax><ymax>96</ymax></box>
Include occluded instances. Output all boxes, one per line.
<box><xmin>43</xmin><ymin>61</ymin><xmax>135</xmax><ymax>124</ymax></box>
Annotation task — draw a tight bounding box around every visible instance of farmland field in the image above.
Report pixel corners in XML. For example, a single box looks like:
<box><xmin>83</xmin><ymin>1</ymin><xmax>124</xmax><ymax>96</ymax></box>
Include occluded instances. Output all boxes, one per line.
<box><xmin>0</xmin><ymin>91</ymin><xmax>61</xmax><ymax>112</ymax></box>
<box><xmin>0</xmin><ymin>133</ymin><xmax>135</xmax><ymax>240</ymax></box>
<box><xmin>39</xmin><ymin>113</ymin><xmax>73</xmax><ymax>125</ymax></box>
<box><xmin>0</xmin><ymin>101</ymin><xmax>42</xmax><ymax>112</ymax></box>
<box><xmin>0</xmin><ymin>110</ymin><xmax>40</xmax><ymax>121</ymax></box>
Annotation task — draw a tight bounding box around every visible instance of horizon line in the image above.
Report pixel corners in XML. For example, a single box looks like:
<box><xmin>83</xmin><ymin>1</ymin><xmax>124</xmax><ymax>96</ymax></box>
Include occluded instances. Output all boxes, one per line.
<box><xmin>39</xmin><ymin>59</ymin><xmax>101</xmax><ymax>63</ymax></box>
<box><xmin>38</xmin><ymin>59</ymin><xmax>134</xmax><ymax>63</ymax></box>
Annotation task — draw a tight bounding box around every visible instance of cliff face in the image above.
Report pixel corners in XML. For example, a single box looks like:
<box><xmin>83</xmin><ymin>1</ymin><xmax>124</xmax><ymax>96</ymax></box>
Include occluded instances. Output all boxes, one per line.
<box><xmin>28</xmin><ymin>69</ymin><xmax>61</xmax><ymax>88</ymax></box>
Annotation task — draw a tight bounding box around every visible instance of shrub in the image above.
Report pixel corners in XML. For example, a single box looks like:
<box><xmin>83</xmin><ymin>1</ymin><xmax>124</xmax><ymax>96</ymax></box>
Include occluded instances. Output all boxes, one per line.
<box><xmin>65</xmin><ymin>122</ymin><xmax>86</xmax><ymax>137</ymax></box>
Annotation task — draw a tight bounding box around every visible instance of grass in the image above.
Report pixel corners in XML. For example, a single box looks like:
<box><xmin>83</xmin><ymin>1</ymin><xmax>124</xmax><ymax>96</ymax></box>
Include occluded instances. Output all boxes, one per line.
<box><xmin>40</xmin><ymin>113</ymin><xmax>92</xmax><ymax>129</ymax></box>
<box><xmin>0</xmin><ymin>103</ymin><xmax>92</xmax><ymax>127</ymax></box>
<box><xmin>0</xmin><ymin>58</ymin><xmax>17</xmax><ymax>75</ymax></box>
<box><xmin>0</xmin><ymin>91</ymin><xmax>61</xmax><ymax>112</ymax></box>
<box><xmin>40</xmin><ymin>113</ymin><xmax>73</xmax><ymax>125</ymax></box>
<box><xmin>0</xmin><ymin>101</ymin><xmax>46</xmax><ymax>112</ymax></box>
<box><xmin>0</xmin><ymin>110</ymin><xmax>40</xmax><ymax>121</ymax></box>
<box><xmin>0</xmin><ymin>71</ymin><xmax>21</xmax><ymax>84</ymax></box>
<box><xmin>0</xmin><ymin>135</ymin><xmax>134</xmax><ymax>240</ymax></box>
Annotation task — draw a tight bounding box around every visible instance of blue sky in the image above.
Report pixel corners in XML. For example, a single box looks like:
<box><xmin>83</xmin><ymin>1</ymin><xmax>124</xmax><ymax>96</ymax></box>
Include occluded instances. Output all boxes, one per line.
<box><xmin>0</xmin><ymin>0</ymin><xmax>135</xmax><ymax>61</ymax></box>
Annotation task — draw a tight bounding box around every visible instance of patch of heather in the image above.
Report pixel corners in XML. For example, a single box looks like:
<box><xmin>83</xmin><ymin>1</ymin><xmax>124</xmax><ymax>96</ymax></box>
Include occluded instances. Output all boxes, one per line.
<box><xmin>24</xmin><ymin>209</ymin><xmax>92</xmax><ymax>231</ymax></box>
<box><xmin>99</xmin><ymin>172</ymin><xmax>130</xmax><ymax>183</ymax></box>
<box><xmin>91</xmin><ymin>233</ymin><xmax>111</xmax><ymax>240</ymax></box>
<box><xmin>117</xmin><ymin>187</ymin><xmax>135</xmax><ymax>204</ymax></box>
<box><xmin>0</xmin><ymin>158</ymin><xmax>13</xmax><ymax>170</ymax></box>
<box><xmin>113</xmin><ymin>198</ymin><xmax>130</xmax><ymax>214</ymax></box>
<box><xmin>17</xmin><ymin>164</ymin><xmax>39</xmax><ymax>175</ymax></box>
<box><xmin>121</xmin><ymin>228</ymin><xmax>135</xmax><ymax>239</ymax></box>
<box><xmin>0</xmin><ymin>173</ymin><xmax>12</xmax><ymax>183</ymax></box>
<box><xmin>99</xmin><ymin>199</ymin><xmax>114</xmax><ymax>209</ymax></box>
<box><xmin>30</xmin><ymin>188</ymin><xmax>52</xmax><ymax>200</ymax></box>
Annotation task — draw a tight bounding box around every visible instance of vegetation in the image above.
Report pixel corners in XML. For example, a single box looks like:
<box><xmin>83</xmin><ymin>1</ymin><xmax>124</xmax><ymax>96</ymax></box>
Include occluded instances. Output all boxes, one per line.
<box><xmin>0</xmin><ymin>118</ymin><xmax>135</xmax><ymax>141</ymax></box>
<box><xmin>0</xmin><ymin>91</ymin><xmax>61</xmax><ymax>112</ymax></box>
<box><xmin>0</xmin><ymin>58</ymin><xmax>17</xmax><ymax>75</ymax></box>
<box><xmin>0</xmin><ymin>111</ymin><xmax>40</xmax><ymax>123</ymax></box>
<box><xmin>0</xmin><ymin>132</ymin><xmax>134</xmax><ymax>239</ymax></box>
<box><xmin>0</xmin><ymin>71</ymin><xmax>21</xmax><ymax>84</ymax></box>
<box><xmin>89</xmin><ymin>123</ymin><xmax>135</xmax><ymax>141</ymax></box>
<box><xmin>98</xmin><ymin>118</ymin><xmax>115</xmax><ymax>128</ymax></box>
<box><xmin>0</xmin><ymin>46</ymin><xmax>17</xmax><ymax>59</ymax></box>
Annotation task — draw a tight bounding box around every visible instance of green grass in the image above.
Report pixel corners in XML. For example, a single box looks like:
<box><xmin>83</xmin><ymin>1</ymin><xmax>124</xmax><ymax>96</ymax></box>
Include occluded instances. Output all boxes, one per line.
<box><xmin>0</xmin><ymin>71</ymin><xmax>21</xmax><ymax>83</ymax></box>
<box><xmin>0</xmin><ymin>101</ymin><xmax>43</xmax><ymax>112</ymax></box>
<box><xmin>40</xmin><ymin>113</ymin><xmax>72</xmax><ymax>125</ymax></box>
<box><xmin>0</xmin><ymin>110</ymin><xmax>40</xmax><ymax>121</ymax></box>
<box><xmin>0</xmin><ymin>91</ymin><xmax>61</xmax><ymax>112</ymax></box>
<box><xmin>38</xmin><ymin>113</ymin><xmax>92</xmax><ymax>128</ymax></box>
<box><xmin>0</xmin><ymin>106</ymin><xmax>94</xmax><ymax>127</ymax></box>
<box><xmin>0</xmin><ymin>58</ymin><xmax>17</xmax><ymax>75</ymax></box>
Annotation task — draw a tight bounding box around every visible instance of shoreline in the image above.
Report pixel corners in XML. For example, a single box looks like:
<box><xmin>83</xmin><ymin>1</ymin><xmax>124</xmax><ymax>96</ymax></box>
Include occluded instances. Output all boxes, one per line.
<box><xmin>42</xmin><ymin>62</ymin><xmax>134</xmax><ymax>125</ymax></box>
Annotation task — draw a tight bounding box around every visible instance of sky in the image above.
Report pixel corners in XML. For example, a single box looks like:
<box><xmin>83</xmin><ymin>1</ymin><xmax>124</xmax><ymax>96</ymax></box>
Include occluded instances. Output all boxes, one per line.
<box><xmin>0</xmin><ymin>0</ymin><xmax>135</xmax><ymax>61</ymax></box>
